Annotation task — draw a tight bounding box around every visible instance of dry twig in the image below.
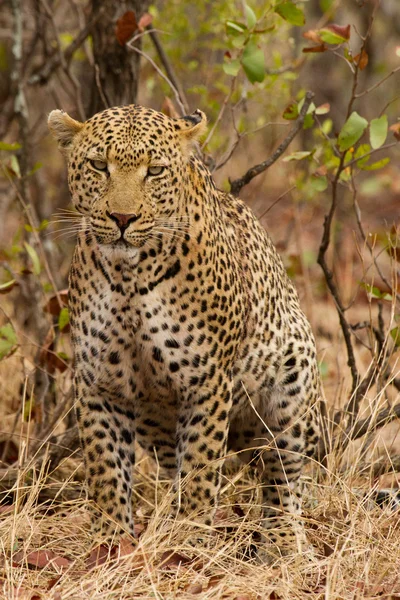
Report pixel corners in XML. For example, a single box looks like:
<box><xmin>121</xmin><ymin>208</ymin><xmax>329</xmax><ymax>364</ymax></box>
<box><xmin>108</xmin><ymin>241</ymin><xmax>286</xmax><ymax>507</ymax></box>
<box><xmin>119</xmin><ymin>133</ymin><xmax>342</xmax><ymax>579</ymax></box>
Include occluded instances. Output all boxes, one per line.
<box><xmin>229</xmin><ymin>91</ymin><xmax>314</xmax><ymax>195</ymax></box>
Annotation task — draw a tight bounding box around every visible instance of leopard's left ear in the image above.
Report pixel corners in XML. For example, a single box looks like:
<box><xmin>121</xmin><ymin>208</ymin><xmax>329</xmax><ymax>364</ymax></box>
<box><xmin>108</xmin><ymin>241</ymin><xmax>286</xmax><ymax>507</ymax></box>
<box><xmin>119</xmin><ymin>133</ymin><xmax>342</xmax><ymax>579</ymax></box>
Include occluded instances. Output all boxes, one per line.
<box><xmin>48</xmin><ymin>109</ymin><xmax>84</xmax><ymax>154</ymax></box>
<box><xmin>174</xmin><ymin>109</ymin><xmax>207</xmax><ymax>144</ymax></box>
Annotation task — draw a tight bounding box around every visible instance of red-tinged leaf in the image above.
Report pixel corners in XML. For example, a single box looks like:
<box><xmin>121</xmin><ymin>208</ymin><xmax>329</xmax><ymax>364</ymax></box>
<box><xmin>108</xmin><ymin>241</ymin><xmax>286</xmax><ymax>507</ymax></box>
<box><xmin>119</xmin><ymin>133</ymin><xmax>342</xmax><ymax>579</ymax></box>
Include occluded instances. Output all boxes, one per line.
<box><xmin>389</xmin><ymin>122</ymin><xmax>400</xmax><ymax>141</ymax></box>
<box><xmin>0</xmin><ymin>503</ymin><xmax>13</xmax><ymax>514</ymax></box>
<box><xmin>302</xmin><ymin>44</ymin><xmax>327</xmax><ymax>53</ymax></box>
<box><xmin>186</xmin><ymin>583</ymin><xmax>203</xmax><ymax>594</ymax></box>
<box><xmin>86</xmin><ymin>544</ymin><xmax>113</xmax><ymax>569</ymax></box>
<box><xmin>354</xmin><ymin>49</ymin><xmax>368</xmax><ymax>70</ymax></box>
<box><xmin>302</xmin><ymin>29</ymin><xmax>322</xmax><ymax>43</ymax></box>
<box><xmin>138</xmin><ymin>12</ymin><xmax>152</xmax><ymax>31</ymax></box>
<box><xmin>315</xmin><ymin>103</ymin><xmax>330</xmax><ymax>115</ymax></box>
<box><xmin>282</xmin><ymin>101</ymin><xmax>298</xmax><ymax>120</ymax></box>
<box><xmin>321</xmin><ymin>23</ymin><xmax>350</xmax><ymax>42</ymax></box>
<box><xmin>115</xmin><ymin>10</ymin><xmax>137</xmax><ymax>46</ymax></box>
<box><xmin>44</xmin><ymin>290</ymin><xmax>68</xmax><ymax>316</ymax></box>
<box><xmin>159</xmin><ymin>551</ymin><xmax>192</xmax><ymax>569</ymax></box>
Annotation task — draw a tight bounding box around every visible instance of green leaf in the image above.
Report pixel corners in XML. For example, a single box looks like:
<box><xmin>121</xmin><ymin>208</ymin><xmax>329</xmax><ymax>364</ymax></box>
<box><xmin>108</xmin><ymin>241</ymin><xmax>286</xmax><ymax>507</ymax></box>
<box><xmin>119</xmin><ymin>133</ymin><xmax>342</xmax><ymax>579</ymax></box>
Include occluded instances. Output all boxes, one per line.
<box><xmin>283</xmin><ymin>151</ymin><xmax>314</xmax><ymax>162</ymax></box>
<box><xmin>338</xmin><ymin>111</ymin><xmax>368</xmax><ymax>151</ymax></box>
<box><xmin>223</xmin><ymin>59</ymin><xmax>241</xmax><ymax>76</ymax></box>
<box><xmin>370</xmin><ymin>115</ymin><xmax>388</xmax><ymax>150</ymax></box>
<box><xmin>310</xmin><ymin>175</ymin><xmax>328</xmax><ymax>191</ymax></box>
<box><xmin>58</xmin><ymin>307</ymin><xmax>70</xmax><ymax>332</ymax></box>
<box><xmin>245</xmin><ymin>4</ymin><xmax>257</xmax><ymax>29</ymax></box>
<box><xmin>24</xmin><ymin>242</ymin><xmax>41</xmax><ymax>275</ymax></box>
<box><xmin>274</xmin><ymin>2</ymin><xmax>305</xmax><ymax>26</ymax></box>
<box><xmin>39</xmin><ymin>219</ymin><xmax>49</xmax><ymax>231</ymax></box>
<box><xmin>319</xmin><ymin>27</ymin><xmax>348</xmax><ymax>45</ymax></box>
<box><xmin>282</xmin><ymin>101</ymin><xmax>298</xmax><ymax>120</ymax></box>
<box><xmin>361</xmin><ymin>282</ymin><xmax>392</xmax><ymax>301</ymax></box>
<box><xmin>0</xmin><ymin>141</ymin><xmax>21</xmax><ymax>151</ymax></box>
<box><xmin>360</xmin><ymin>157</ymin><xmax>390</xmax><ymax>171</ymax></box>
<box><xmin>303</xmin><ymin>113</ymin><xmax>315</xmax><ymax>130</ymax></box>
<box><xmin>27</xmin><ymin>161</ymin><xmax>43</xmax><ymax>176</ymax></box>
<box><xmin>391</xmin><ymin>327</ymin><xmax>400</xmax><ymax>348</ymax></box>
<box><xmin>354</xmin><ymin>143</ymin><xmax>371</xmax><ymax>167</ymax></box>
<box><xmin>241</xmin><ymin>41</ymin><xmax>265</xmax><ymax>83</ymax></box>
<box><xmin>9</xmin><ymin>155</ymin><xmax>21</xmax><ymax>178</ymax></box>
<box><xmin>0</xmin><ymin>323</ymin><xmax>17</xmax><ymax>360</ymax></box>
<box><xmin>0</xmin><ymin>279</ymin><xmax>17</xmax><ymax>293</ymax></box>
<box><xmin>226</xmin><ymin>20</ymin><xmax>247</xmax><ymax>36</ymax></box>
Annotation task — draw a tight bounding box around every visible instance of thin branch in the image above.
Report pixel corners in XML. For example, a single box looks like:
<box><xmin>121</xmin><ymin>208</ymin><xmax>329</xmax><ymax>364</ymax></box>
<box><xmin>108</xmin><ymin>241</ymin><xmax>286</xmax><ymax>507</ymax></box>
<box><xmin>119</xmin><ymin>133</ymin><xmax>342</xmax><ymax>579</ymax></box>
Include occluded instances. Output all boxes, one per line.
<box><xmin>258</xmin><ymin>185</ymin><xmax>296</xmax><ymax>220</ymax></box>
<box><xmin>355</xmin><ymin>65</ymin><xmax>400</xmax><ymax>99</ymax></box>
<box><xmin>127</xmin><ymin>41</ymin><xmax>186</xmax><ymax>116</ymax></box>
<box><xmin>202</xmin><ymin>77</ymin><xmax>235</xmax><ymax>150</ymax></box>
<box><xmin>148</xmin><ymin>29</ymin><xmax>189</xmax><ymax>114</ymax></box>
<box><xmin>28</xmin><ymin>7</ymin><xmax>105</xmax><ymax>85</ymax></box>
<box><xmin>229</xmin><ymin>91</ymin><xmax>314</xmax><ymax>196</ymax></box>
<box><xmin>346</xmin><ymin>403</ymin><xmax>400</xmax><ymax>442</ymax></box>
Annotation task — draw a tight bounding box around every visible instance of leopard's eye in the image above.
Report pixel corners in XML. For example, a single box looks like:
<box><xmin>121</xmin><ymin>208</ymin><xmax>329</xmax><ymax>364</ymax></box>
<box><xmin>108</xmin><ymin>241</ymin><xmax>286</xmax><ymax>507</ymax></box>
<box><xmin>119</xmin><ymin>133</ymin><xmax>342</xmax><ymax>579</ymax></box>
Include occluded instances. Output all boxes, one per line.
<box><xmin>147</xmin><ymin>165</ymin><xmax>165</xmax><ymax>176</ymax></box>
<box><xmin>89</xmin><ymin>159</ymin><xmax>108</xmax><ymax>172</ymax></box>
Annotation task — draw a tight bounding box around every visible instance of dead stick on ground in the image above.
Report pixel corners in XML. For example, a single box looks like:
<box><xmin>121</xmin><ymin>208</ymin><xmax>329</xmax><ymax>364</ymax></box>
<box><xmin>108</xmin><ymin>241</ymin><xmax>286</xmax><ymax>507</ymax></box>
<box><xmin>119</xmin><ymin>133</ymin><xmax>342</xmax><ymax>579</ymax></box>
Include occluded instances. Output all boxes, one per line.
<box><xmin>229</xmin><ymin>90</ymin><xmax>314</xmax><ymax>196</ymax></box>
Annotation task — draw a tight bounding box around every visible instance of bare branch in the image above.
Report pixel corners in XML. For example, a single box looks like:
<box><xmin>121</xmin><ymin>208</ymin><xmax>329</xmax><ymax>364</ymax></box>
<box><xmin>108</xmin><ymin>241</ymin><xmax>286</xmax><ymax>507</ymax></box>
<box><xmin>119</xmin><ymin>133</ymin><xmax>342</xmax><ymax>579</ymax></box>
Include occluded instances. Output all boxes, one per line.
<box><xmin>229</xmin><ymin>91</ymin><xmax>314</xmax><ymax>196</ymax></box>
<box><xmin>346</xmin><ymin>403</ymin><xmax>400</xmax><ymax>442</ymax></box>
<box><xmin>148</xmin><ymin>29</ymin><xmax>189</xmax><ymax>114</ymax></box>
<box><xmin>28</xmin><ymin>8</ymin><xmax>105</xmax><ymax>86</ymax></box>
<box><xmin>127</xmin><ymin>41</ymin><xmax>186</xmax><ymax>116</ymax></box>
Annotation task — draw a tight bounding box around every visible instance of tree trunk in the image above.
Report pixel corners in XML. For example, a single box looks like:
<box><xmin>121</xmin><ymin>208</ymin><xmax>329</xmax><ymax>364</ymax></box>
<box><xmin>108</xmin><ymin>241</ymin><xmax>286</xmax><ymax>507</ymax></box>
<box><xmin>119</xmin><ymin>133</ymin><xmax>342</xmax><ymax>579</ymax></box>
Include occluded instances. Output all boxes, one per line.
<box><xmin>89</xmin><ymin>0</ymin><xmax>150</xmax><ymax>115</ymax></box>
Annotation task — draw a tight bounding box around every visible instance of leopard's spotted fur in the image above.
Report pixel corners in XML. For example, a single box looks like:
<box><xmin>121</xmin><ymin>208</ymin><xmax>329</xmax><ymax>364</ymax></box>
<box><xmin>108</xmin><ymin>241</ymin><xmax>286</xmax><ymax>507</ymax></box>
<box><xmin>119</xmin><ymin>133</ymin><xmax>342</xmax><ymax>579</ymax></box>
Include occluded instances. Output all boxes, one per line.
<box><xmin>48</xmin><ymin>104</ymin><xmax>321</xmax><ymax>556</ymax></box>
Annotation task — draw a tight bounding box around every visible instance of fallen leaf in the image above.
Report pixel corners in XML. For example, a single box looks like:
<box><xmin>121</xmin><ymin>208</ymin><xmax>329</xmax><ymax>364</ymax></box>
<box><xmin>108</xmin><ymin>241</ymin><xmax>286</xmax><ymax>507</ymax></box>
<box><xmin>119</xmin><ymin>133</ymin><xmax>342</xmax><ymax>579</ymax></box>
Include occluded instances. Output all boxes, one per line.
<box><xmin>118</xmin><ymin>537</ymin><xmax>136</xmax><ymax>557</ymax></box>
<box><xmin>86</xmin><ymin>544</ymin><xmax>113</xmax><ymax>569</ymax></box>
<box><xmin>186</xmin><ymin>583</ymin><xmax>203</xmax><ymax>594</ymax></box>
<box><xmin>13</xmin><ymin>549</ymin><xmax>71</xmax><ymax>570</ymax></box>
<box><xmin>115</xmin><ymin>10</ymin><xmax>137</xmax><ymax>46</ymax></box>
<box><xmin>47</xmin><ymin>576</ymin><xmax>62</xmax><ymax>590</ymax></box>
<box><xmin>0</xmin><ymin>504</ymin><xmax>13</xmax><ymax>515</ymax></box>
<box><xmin>159</xmin><ymin>551</ymin><xmax>192</xmax><ymax>569</ymax></box>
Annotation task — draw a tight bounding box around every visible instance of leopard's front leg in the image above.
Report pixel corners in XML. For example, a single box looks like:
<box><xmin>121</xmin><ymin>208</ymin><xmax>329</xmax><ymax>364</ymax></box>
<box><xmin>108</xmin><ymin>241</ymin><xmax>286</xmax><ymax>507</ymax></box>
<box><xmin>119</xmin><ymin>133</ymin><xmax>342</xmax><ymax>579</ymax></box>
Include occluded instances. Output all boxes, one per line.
<box><xmin>174</xmin><ymin>374</ymin><xmax>233</xmax><ymax>526</ymax></box>
<box><xmin>75</xmin><ymin>384</ymin><xmax>136</xmax><ymax>541</ymax></box>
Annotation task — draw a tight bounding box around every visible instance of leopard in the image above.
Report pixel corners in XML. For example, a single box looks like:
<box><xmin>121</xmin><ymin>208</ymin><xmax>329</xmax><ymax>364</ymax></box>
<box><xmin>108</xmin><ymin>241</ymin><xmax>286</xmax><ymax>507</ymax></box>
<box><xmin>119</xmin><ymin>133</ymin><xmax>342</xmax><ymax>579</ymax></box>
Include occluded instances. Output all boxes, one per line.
<box><xmin>48</xmin><ymin>104</ymin><xmax>321</xmax><ymax>558</ymax></box>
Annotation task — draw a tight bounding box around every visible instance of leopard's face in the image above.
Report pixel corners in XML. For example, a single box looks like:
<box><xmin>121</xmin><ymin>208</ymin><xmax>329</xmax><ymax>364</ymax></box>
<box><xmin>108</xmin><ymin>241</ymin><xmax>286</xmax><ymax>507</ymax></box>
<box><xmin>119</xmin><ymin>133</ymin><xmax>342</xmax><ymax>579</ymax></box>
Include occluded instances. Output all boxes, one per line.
<box><xmin>48</xmin><ymin>105</ymin><xmax>207</xmax><ymax>251</ymax></box>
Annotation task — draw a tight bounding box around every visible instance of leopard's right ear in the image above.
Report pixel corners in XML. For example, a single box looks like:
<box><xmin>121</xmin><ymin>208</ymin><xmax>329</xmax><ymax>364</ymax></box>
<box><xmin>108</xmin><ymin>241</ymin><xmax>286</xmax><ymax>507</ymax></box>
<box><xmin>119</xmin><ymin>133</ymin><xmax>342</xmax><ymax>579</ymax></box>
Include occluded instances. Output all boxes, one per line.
<box><xmin>48</xmin><ymin>110</ymin><xmax>83</xmax><ymax>153</ymax></box>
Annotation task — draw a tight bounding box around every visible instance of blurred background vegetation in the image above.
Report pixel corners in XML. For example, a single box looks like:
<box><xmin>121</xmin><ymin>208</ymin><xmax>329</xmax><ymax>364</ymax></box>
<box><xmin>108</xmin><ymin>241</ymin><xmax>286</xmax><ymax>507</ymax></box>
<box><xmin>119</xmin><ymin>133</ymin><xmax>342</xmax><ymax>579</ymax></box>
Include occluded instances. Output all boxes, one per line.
<box><xmin>0</xmin><ymin>0</ymin><xmax>399</xmax><ymax>487</ymax></box>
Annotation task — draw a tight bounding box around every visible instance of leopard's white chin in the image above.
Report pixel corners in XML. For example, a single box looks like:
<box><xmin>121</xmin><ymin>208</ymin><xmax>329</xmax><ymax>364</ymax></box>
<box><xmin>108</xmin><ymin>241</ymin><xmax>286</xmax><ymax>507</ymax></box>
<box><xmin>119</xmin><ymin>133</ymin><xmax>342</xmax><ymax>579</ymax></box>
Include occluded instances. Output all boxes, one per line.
<box><xmin>98</xmin><ymin>239</ymin><xmax>140</xmax><ymax>262</ymax></box>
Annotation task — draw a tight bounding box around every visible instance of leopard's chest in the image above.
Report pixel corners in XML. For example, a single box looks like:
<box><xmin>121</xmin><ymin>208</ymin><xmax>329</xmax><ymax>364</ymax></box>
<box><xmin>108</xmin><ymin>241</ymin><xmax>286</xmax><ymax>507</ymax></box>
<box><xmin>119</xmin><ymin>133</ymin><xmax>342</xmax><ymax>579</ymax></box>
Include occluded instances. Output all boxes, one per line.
<box><xmin>70</xmin><ymin>253</ymin><xmax>196</xmax><ymax>398</ymax></box>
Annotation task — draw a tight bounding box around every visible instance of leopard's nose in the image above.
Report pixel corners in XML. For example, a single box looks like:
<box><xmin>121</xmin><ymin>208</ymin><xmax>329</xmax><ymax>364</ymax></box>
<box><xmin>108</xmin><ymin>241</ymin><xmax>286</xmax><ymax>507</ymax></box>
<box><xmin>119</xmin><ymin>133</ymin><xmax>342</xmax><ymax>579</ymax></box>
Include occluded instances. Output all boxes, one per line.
<box><xmin>107</xmin><ymin>211</ymin><xmax>140</xmax><ymax>230</ymax></box>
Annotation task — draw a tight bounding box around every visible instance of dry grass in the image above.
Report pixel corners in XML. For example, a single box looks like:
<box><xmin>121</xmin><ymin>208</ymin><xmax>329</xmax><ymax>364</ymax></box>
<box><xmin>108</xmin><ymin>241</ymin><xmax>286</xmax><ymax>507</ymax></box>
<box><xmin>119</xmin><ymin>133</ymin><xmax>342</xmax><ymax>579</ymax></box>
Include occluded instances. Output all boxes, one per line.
<box><xmin>1</xmin><ymin>430</ymin><xmax>400</xmax><ymax>599</ymax></box>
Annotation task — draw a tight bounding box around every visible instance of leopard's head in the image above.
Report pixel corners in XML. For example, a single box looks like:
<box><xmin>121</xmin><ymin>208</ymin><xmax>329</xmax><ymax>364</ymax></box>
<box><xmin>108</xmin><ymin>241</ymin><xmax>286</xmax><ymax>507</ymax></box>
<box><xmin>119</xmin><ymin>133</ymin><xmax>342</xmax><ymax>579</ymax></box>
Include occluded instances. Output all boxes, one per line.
<box><xmin>48</xmin><ymin>105</ymin><xmax>207</xmax><ymax>251</ymax></box>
